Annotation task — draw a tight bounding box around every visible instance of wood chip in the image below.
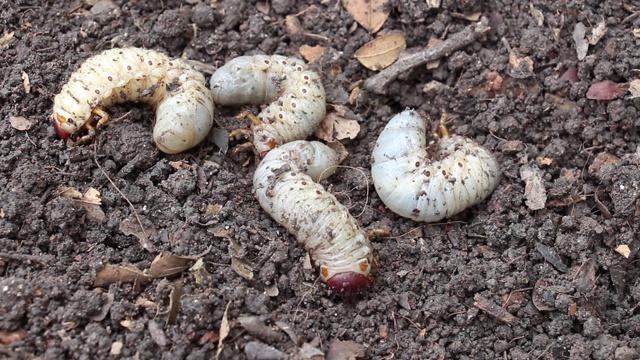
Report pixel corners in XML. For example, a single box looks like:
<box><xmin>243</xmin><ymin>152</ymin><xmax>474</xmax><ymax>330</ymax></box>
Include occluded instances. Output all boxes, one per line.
<box><xmin>615</xmin><ymin>244</ymin><xmax>631</xmax><ymax>258</ymax></box>
<box><xmin>216</xmin><ymin>301</ymin><xmax>232</xmax><ymax>360</ymax></box>
<box><xmin>473</xmin><ymin>293</ymin><xmax>519</xmax><ymax>324</ymax></box>
<box><xmin>573</xmin><ymin>22</ymin><xmax>589</xmax><ymax>60</ymax></box>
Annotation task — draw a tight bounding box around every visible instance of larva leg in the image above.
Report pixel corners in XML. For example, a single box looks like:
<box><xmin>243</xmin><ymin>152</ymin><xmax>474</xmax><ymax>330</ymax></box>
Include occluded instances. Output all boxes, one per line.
<box><xmin>236</xmin><ymin>110</ymin><xmax>261</xmax><ymax>125</ymax></box>
<box><xmin>93</xmin><ymin>107</ymin><xmax>110</xmax><ymax>128</ymax></box>
<box><xmin>436</xmin><ymin>112</ymin><xmax>450</xmax><ymax>137</ymax></box>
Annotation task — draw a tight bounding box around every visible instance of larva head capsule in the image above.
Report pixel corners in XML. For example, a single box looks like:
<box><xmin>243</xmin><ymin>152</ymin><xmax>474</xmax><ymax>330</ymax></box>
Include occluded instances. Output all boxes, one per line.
<box><xmin>51</xmin><ymin>112</ymin><xmax>75</xmax><ymax>139</ymax></box>
<box><xmin>325</xmin><ymin>272</ymin><xmax>375</xmax><ymax>295</ymax></box>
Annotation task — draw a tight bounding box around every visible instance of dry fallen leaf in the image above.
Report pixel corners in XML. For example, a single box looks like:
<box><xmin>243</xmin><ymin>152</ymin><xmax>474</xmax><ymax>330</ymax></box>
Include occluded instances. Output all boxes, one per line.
<box><xmin>94</xmin><ymin>263</ymin><xmax>152</xmax><ymax>288</ymax></box>
<box><xmin>285</xmin><ymin>14</ymin><xmax>302</xmax><ymax>37</ymax></box>
<box><xmin>342</xmin><ymin>0</ymin><xmax>390</xmax><ymax>33</ymax></box>
<box><xmin>568</xmin><ymin>303</ymin><xmax>578</xmax><ymax>316</ymax></box>
<box><xmin>508</xmin><ymin>52</ymin><xmax>534</xmax><ymax>79</ymax></box>
<box><xmin>520</xmin><ymin>165</ymin><xmax>546</xmax><ymax>210</ymax></box>
<box><xmin>327</xmin><ymin>339</ymin><xmax>366</xmax><ymax>360</ymax></box>
<box><xmin>348</xmin><ymin>86</ymin><xmax>361</xmax><ymax>105</ymax></box>
<box><xmin>586</xmin><ymin>80</ymin><xmax>628</xmax><ymax>100</ymax></box>
<box><xmin>426</xmin><ymin>37</ymin><xmax>443</xmax><ymax>69</ymax></box>
<box><xmin>119</xmin><ymin>216</ymin><xmax>158</xmax><ymax>251</ymax></box>
<box><xmin>589</xmin><ymin>19</ymin><xmax>607</xmax><ymax>45</ymax></box>
<box><xmin>529</xmin><ymin>3</ymin><xmax>544</xmax><ymax>26</ymax></box>
<box><xmin>485</xmin><ymin>71</ymin><xmax>503</xmax><ymax>92</ymax></box>
<box><xmin>354</xmin><ymin>32</ymin><xmax>406</xmax><ymax>71</ymax></box>
<box><xmin>0</xmin><ymin>31</ymin><xmax>15</xmax><ymax>50</ymax></box>
<box><xmin>315</xmin><ymin>108</ymin><xmax>361</xmax><ymax>142</ymax></box>
<box><xmin>229</xmin><ymin>237</ymin><xmax>254</xmax><ymax>280</ymax></box>
<box><xmin>628</xmin><ymin>79</ymin><xmax>640</xmax><ymax>98</ymax></box>
<box><xmin>532</xmin><ymin>279</ymin><xmax>557</xmax><ymax>311</ymax></box>
<box><xmin>537</xmin><ymin>157</ymin><xmax>553</xmax><ymax>165</ymax></box>
<box><xmin>59</xmin><ymin>186</ymin><xmax>105</xmax><ymax>222</ymax></box>
<box><xmin>149</xmin><ymin>251</ymin><xmax>194</xmax><ymax>277</ymax></box>
<box><xmin>21</xmin><ymin>71</ymin><xmax>30</xmax><ymax>94</ymax></box>
<box><xmin>299</xmin><ymin>44</ymin><xmax>325</xmax><ymax>63</ymax></box>
<box><xmin>216</xmin><ymin>301</ymin><xmax>232</xmax><ymax>360</ymax></box>
<box><xmin>8</xmin><ymin>116</ymin><xmax>33</xmax><ymax>131</ymax></box>
<box><xmin>615</xmin><ymin>244</ymin><xmax>631</xmax><ymax>258</ymax></box>
<box><xmin>573</xmin><ymin>22</ymin><xmax>589</xmax><ymax>60</ymax></box>
<box><xmin>0</xmin><ymin>329</ymin><xmax>27</xmax><ymax>345</ymax></box>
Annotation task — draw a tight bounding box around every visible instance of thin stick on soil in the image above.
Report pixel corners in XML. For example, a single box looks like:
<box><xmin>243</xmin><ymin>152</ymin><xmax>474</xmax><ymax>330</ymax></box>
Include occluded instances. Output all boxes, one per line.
<box><xmin>93</xmin><ymin>147</ymin><xmax>154</xmax><ymax>252</ymax></box>
<box><xmin>364</xmin><ymin>22</ymin><xmax>491</xmax><ymax>94</ymax></box>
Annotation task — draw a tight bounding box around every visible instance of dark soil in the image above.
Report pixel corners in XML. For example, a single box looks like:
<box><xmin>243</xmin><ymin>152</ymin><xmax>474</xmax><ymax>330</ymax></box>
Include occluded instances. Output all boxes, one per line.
<box><xmin>2</xmin><ymin>0</ymin><xmax>640</xmax><ymax>359</ymax></box>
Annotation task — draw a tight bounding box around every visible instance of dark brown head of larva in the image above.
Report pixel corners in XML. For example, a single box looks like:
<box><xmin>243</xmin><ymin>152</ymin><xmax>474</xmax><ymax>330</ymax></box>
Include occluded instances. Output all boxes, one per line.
<box><xmin>326</xmin><ymin>272</ymin><xmax>375</xmax><ymax>296</ymax></box>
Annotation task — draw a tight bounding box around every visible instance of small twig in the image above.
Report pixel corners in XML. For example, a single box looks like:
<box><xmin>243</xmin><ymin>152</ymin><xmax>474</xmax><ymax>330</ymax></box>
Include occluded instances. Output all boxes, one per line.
<box><xmin>364</xmin><ymin>22</ymin><xmax>490</xmax><ymax>94</ymax></box>
<box><xmin>93</xmin><ymin>147</ymin><xmax>154</xmax><ymax>251</ymax></box>
<box><xmin>0</xmin><ymin>252</ymin><xmax>52</xmax><ymax>265</ymax></box>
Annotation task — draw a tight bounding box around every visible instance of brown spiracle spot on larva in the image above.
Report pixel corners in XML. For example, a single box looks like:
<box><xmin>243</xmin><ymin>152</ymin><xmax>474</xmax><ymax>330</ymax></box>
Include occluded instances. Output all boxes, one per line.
<box><xmin>52</xmin><ymin>47</ymin><xmax>215</xmax><ymax>154</ymax></box>
<box><xmin>371</xmin><ymin>109</ymin><xmax>500</xmax><ymax>222</ymax></box>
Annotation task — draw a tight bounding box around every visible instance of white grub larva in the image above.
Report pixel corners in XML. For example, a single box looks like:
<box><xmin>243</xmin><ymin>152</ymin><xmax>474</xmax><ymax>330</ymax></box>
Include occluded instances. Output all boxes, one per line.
<box><xmin>253</xmin><ymin>140</ymin><xmax>375</xmax><ymax>294</ymax></box>
<box><xmin>209</xmin><ymin>55</ymin><xmax>326</xmax><ymax>153</ymax></box>
<box><xmin>371</xmin><ymin>109</ymin><xmax>500</xmax><ymax>222</ymax></box>
<box><xmin>52</xmin><ymin>47</ymin><xmax>215</xmax><ymax>154</ymax></box>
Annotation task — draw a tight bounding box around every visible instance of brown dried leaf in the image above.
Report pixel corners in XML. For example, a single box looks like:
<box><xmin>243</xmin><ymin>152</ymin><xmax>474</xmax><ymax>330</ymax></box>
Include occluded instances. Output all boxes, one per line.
<box><xmin>314</xmin><ymin>109</ymin><xmax>361</xmax><ymax>142</ymax></box>
<box><xmin>485</xmin><ymin>71</ymin><xmax>503</xmax><ymax>92</ymax></box>
<box><xmin>0</xmin><ymin>329</ymin><xmax>27</xmax><ymax>345</ymax></box>
<box><xmin>0</xmin><ymin>31</ymin><xmax>14</xmax><ymax>50</ymax></box>
<box><xmin>299</xmin><ymin>342</ymin><xmax>325</xmax><ymax>359</ymax></box>
<box><xmin>230</xmin><ymin>238</ymin><xmax>253</xmax><ymax>280</ymax></box>
<box><xmin>119</xmin><ymin>216</ymin><xmax>158</xmax><ymax>252</ymax></box>
<box><xmin>508</xmin><ymin>52</ymin><xmax>534</xmax><ymax>79</ymax></box>
<box><xmin>59</xmin><ymin>186</ymin><xmax>105</xmax><ymax>223</ymax></box>
<box><xmin>21</xmin><ymin>71</ymin><xmax>30</xmax><ymax>94</ymax></box>
<box><xmin>544</xmin><ymin>93</ymin><xmax>578</xmax><ymax>111</ymax></box>
<box><xmin>149</xmin><ymin>251</ymin><xmax>194</xmax><ymax>277</ymax></box>
<box><xmin>532</xmin><ymin>279</ymin><xmax>557</xmax><ymax>311</ymax></box>
<box><xmin>589</xmin><ymin>19</ymin><xmax>607</xmax><ymax>45</ymax></box>
<box><xmin>299</xmin><ymin>44</ymin><xmax>325</xmax><ymax>63</ymax></box>
<box><xmin>255</xmin><ymin>1</ymin><xmax>270</xmax><ymax>14</ymax></box>
<box><xmin>586</xmin><ymin>80</ymin><xmax>628</xmax><ymax>100</ymax></box>
<box><xmin>573</xmin><ymin>22</ymin><xmax>589</xmax><ymax>60</ymax></box>
<box><xmin>342</xmin><ymin>0</ymin><xmax>390</xmax><ymax>33</ymax></box>
<box><xmin>615</xmin><ymin>244</ymin><xmax>631</xmax><ymax>258</ymax></box>
<box><xmin>354</xmin><ymin>32</ymin><xmax>406</xmax><ymax>71</ymax></box>
<box><xmin>519</xmin><ymin>165</ymin><xmax>547</xmax><ymax>210</ymax></box>
<box><xmin>169</xmin><ymin>160</ymin><xmax>190</xmax><ymax>169</ymax></box>
<box><xmin>529</xmin><ymin>3</ymin><xmax>544</xmax><ymax>26</ymax></box>
<box><xmin>8</xmin><ymin>116</ymin><xmax>33</xmax><ymax>131</ymax></box>
<box><xmin>285</xmin><ymin>14</ymin><xmax>302</xmax><ymax>37</ymax></box>
<box><xmin>629</xmin><ymin>79</ymin><xmax>640</xmax><ymax>98</ymax></box>
<box><xmin>537</xmin><ymin>157</ymin><xmax>553</xmax><ymax>165</ymax></box>
<box><xmin>327</xmin><ymin>339</ymin><xmax>366</xmax><ymax>360</ymax></box>
<box><xmin>425</xmin><ymin>37</ymin><xmax>443</xmax><ymax>69</ymax></box>
<box><xmin>94</xmin><ymin>263</ymin><xmax>152</xmax><ymax>287</ymax></box>
<box><xmin>568</xmin><ymin>303</ymin><xmax>578</xmax><ymax>316</ymax></box>
<box><xmin>216</xmin><ymin>301</ymin><xmax>232</xmax><ymax>360</ymax></box>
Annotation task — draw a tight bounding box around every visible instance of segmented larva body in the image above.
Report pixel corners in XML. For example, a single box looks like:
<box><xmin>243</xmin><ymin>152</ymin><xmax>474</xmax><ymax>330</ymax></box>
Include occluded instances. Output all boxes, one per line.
<box><xmin>52</xmin><ymin>47</ymin><xmax>215</xmax><ymax>154</ymax></box>
<box><xmin>253</xmin><ymin>140</ymin><xmax>375</xmax><ymax>294</ymax></box>
<box><xmin>371</xmin><ymin>110</ymin><xmax>500</xmax><ymax>222</ymax></box>
<box><xmin>209</xmin><ymin>55</ymin><xmax>326</xmax><ymax>153</ymax></box>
